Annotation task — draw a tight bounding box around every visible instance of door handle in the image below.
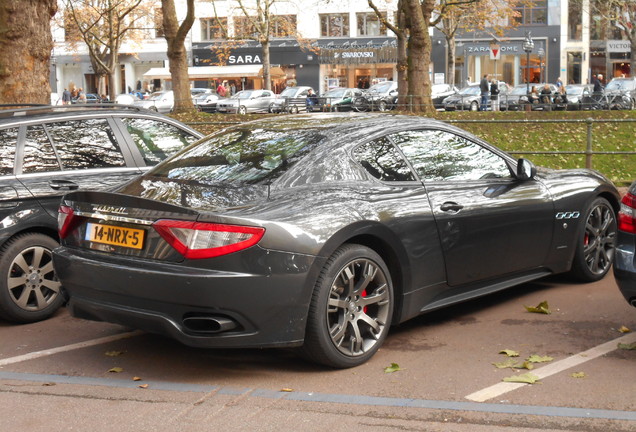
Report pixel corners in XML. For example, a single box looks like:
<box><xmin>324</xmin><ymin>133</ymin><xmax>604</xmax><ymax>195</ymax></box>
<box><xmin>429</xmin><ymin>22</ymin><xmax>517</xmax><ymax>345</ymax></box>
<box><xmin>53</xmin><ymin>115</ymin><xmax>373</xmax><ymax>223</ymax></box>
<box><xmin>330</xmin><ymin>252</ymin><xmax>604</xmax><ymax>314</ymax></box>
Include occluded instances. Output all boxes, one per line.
<box><xmin>440</xmin><ymin>202</ymin><xmax>464</xmax><ymax>212</ymax></box>
<box><xmin>49</xmin><ymin>180</ymin><xmax>79</xmax><ymax>190</ymax></box>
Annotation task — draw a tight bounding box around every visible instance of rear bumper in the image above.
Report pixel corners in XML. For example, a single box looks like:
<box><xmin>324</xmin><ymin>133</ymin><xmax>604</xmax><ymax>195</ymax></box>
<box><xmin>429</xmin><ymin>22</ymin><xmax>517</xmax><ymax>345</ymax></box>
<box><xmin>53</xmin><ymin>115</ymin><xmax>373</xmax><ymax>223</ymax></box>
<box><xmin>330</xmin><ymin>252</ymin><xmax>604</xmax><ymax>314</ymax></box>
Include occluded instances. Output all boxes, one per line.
<box><xmin>614</xmin><ymin>237</ymin><xmax>636</xmax><ymax>308</ymax></box>
<box><xmin>53</xmin><ymin>246</ymin><xmax>323</xmax><ymax>348</ymax></box>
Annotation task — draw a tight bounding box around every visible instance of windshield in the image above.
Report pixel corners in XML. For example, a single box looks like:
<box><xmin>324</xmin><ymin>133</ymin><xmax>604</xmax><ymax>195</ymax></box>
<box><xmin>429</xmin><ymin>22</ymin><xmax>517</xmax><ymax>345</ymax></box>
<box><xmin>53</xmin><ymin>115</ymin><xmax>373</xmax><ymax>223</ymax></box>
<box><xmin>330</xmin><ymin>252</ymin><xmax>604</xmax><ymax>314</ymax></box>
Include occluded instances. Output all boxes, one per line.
<box><xmin>232</xmin><ymin>91</ymin><xmax>255</xmax><ymax>99</ymax></box>
<box><xmin>565</xmin><ymin>85</ymin><xmax>584</xmax><ymax>95</ymax></box>
<box><xmin>459</xmin><ymin>86</ymin><xmax>480</xmax><ymax>96</ymax></box>
<box><xmin>606</xmin><ymin>80</ymin><xmax>635</xmax><ymax>91</ymax></box>
<box><xmin>368</xmin><ymin>82</ymin><xmax>394</xmax><ymax>94</ymax></box>
<box><xmin>148</xmin><ymin>92</ymin><xmax>167</xmax><ymax>101</ymax></box>
<box><xmin>324</xmin><ymin>88</ymin><xmax>347</xmax><ymax>98</ymax></box>
<box><xmin>147</xmin><ymin>126</ymin><xmax>325</xmax><ymax>186</ymax></box>
<box><xmin>280</xmin><ymin>88</ymin><xmax>299</xmax><ymax>97</ymax></box>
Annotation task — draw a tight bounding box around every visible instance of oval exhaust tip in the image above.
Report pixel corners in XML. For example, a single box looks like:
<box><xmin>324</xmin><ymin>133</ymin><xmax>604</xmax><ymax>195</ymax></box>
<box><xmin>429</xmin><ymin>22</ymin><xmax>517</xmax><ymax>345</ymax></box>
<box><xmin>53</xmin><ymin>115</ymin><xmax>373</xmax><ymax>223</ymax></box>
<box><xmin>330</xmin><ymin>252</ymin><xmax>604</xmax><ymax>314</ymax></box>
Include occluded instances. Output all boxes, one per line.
<box><xmin>182</xmin><ymin>316</ymin><xmax>237</xmax><ymax>333</ymax></box>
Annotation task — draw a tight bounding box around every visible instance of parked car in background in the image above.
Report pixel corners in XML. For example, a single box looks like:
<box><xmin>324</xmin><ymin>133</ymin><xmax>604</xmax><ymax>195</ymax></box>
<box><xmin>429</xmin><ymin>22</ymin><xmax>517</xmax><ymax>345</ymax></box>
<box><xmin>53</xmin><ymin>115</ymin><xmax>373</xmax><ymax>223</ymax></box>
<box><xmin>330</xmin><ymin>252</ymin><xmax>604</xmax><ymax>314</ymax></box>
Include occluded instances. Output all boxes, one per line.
<box><xmin>500</xmin><ymin>83</ymin><xmax>558</xmax><ymax>111</ymax></box>
<box><xmin>217</xmin><ymin>89</ymin><xmax>277</xmax><ymax>114</ymax></box>
<box><xmin>0</xmin><ymin>105</ymin><xmax>202</xmax><ymax>323</ymax></box>
<box><xmin>269</xmin><ymin>86</ymin><xmax>316</xmax><ymax>113</ymax></box>
<box><xmin>53</xmin><ymin>113</ymin><xmax>619</xmax><ymax>368</ymax></box>
<box><xmin>562</xmin><ymin>84</ymin><xmax>595</xmax><ymax>110</ymax></box>
<box><xmin>115</xmin><ymin>93</ymin><xmax>142</xmax><ymax>105</ymax></box>
<box><xmin>321</xmin><ymin>87</ymin><xmax>365</xmax><ymax>111</ymax></box>
<box><xmin>431</xmin><ymin>83</ymin><xmax>459</xmax><ymax>109</ymax></box>
<box><xmin>443</xmin><ymin>82</ymin><xmax>510</xmax><ymax>111</ymax></box>
<box><xmin>193</xmin><ymin>90</ymin><xmax>226</xmax><ymax>113</ymax></box>
<box><xmin>134</xmin><ymin>90</ymin><xmax>174</xmax><ymax>113</ymax></box>
<box><xmin>364</xmin><ymin>80</ymin><xmax>398</xmax><ymax>111</ymax></box>
<box><xmin>614</xmin><ymin>180</ymin><xmax>636</xmax><ymax>309</ymax></box>
<box><xmin>604</xmin><ymin>77</ymin><xmax>636</xmax><ymax>110</ymax></box>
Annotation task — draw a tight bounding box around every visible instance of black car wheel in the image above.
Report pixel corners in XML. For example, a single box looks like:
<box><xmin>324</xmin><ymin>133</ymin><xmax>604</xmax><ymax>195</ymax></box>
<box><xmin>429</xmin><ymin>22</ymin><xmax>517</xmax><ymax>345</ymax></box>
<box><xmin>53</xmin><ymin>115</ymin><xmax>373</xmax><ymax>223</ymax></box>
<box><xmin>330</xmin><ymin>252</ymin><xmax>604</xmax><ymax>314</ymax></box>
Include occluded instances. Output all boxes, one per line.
<box><xmin>378</xmin><ymin>100</ymin><xmax>387</xmax><ymax>112</ymax></box>
<box><xmin>0</xmin><ymin>233</ymin><xmax>63</xmax><ymax>323</ymax></box>
<box><xmin>470</xmin><ymin>101</ymin><xmax>479</xmax><ymax>111</ymax></box>
<box><xmin>238</xmin><ymin>105</ymin><xmax>247</xmax><ymax>115</ymax></box>
<box><xmin>302</xmin><ymin>244</ymin><xmax>393</xmax><ymax>368</ymax></box>
<box><xmin>570</xmin><ymin>197</ymin><xmax>616</xmax><ymax>282</ymax></box>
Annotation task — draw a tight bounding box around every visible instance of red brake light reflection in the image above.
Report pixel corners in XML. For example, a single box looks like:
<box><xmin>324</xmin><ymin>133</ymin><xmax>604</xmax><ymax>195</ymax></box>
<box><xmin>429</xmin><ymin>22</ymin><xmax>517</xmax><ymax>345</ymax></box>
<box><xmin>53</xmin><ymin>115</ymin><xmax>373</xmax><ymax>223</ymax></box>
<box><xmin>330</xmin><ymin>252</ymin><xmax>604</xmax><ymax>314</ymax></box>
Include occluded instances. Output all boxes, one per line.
<box><xmin>152</xmin><ymin>220</ymin><xmax>265</xmax><ymax>259</ymax></box>
<box><xmin>58</xmin><ymin>205</ymin><xmax>78</xmax><ymax>239</ymax></box>
<box><xmin>618</xmin><ymin>192</ymin><xmax>636</xmax><ymax>234</ymax></box>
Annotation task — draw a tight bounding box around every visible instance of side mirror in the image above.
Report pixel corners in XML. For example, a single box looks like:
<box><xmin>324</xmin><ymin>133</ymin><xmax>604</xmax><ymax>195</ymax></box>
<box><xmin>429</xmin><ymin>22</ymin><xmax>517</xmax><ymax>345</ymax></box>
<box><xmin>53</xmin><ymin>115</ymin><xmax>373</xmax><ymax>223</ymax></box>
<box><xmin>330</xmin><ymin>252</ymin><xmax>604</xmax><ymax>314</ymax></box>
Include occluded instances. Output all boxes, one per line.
<box><xmin>516</xmin><ymin>158</ymin><xmax>536</xmax><ymax>180</ymax></box>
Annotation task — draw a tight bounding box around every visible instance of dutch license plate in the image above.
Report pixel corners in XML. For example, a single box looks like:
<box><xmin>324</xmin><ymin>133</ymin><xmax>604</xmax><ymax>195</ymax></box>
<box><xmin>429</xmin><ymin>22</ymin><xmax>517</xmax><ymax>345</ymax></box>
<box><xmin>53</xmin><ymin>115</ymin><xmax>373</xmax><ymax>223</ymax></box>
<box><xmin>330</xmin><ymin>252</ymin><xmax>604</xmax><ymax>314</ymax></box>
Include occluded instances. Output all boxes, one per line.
<box><xmin>85</xmin><ymin>222</ymin><xmax>145</xmax><ymax>250</ymax></box>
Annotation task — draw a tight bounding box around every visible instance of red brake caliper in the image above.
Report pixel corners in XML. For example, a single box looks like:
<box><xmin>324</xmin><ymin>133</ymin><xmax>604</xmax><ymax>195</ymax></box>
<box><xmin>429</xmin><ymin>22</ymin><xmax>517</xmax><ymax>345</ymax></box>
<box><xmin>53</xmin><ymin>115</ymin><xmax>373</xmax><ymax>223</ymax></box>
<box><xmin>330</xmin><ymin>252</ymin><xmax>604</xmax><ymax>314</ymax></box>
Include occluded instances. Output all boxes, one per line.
<box><xmin>362</xmin><ymin>290</ymin><xmax>368</xmax><ymax>313</ymax></box>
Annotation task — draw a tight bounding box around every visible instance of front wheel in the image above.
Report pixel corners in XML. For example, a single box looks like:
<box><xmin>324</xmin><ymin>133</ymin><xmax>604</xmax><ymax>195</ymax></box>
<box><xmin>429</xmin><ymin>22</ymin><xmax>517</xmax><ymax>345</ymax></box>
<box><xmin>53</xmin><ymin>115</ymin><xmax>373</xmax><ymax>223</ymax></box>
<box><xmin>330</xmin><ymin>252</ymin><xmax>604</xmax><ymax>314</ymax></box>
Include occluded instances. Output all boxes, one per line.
<box><xmin>569</xmin><ymin>197</ymin><xmax>616</xmax><ymax>282</ymax></box>
<box><xmin>0</xmin><ymin>233</ymin><xmax>64</xmax><ymax>323</ymax></box>
<box><xmin>352</xmin><ymin>97</ymin><xmax>368</xmax><ymax>112</ymax></box>
<box><xmin>301</xmin><ymin>244</ymin><xmax>393</xmax><ymax>368</ymax></box>
<box><xmin>238</xmin><ymin>105</ymin><xmax>247</xmax><ymax>115</ymax></box>
<box><xmin>470</xmin><ymin>101</ymin><xmax>479</xmax><ymax>111</ymax></box>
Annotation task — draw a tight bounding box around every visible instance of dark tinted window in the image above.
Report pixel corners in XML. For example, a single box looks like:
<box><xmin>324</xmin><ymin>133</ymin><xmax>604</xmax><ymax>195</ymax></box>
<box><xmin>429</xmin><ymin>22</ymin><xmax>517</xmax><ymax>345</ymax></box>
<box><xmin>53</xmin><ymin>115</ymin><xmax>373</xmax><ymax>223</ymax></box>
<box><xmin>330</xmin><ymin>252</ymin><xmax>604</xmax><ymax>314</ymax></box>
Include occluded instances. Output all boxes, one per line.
<box><xmin>122</xmin><ymin>117</ymin><xmax>199</xmax><ymax>166</ymax></box>
<box><xmin>23</xmin><ymin>125</ymin><xmax>61</xmax><ymax>173</ymax></box>
<box><xmin>354</xmin><ymin>138</ymin><xmax>414</xmax><ymax>181</ymax></box>
<box><xmin>149</xmin><ymin>127</ymin><xmax>323</xmax><ymax>185</ymax></box>
<box><xmin>46</xmin><ymin>119</ymin><xmax>126</xmax><ymax>169</ymax></box>
<box><xmin>0</xmin><ymin>128</ymin><xmax>18</xmax><ymax>175</ymax></box>
<box><xmin>390</xmin><ymin>130</ymin><xmax>511</xmax><ymax>182</ymax></box>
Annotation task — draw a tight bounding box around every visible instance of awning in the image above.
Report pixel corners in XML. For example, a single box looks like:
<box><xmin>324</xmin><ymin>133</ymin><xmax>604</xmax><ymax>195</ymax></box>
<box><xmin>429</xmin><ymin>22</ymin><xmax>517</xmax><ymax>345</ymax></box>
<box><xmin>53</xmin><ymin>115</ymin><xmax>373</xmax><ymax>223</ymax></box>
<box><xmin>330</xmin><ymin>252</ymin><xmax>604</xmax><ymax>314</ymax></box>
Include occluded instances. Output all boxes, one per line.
<box><xmin>143</xmin><ymin>65</ymin><xmax>286</xmax><ymax>80</ymax></box>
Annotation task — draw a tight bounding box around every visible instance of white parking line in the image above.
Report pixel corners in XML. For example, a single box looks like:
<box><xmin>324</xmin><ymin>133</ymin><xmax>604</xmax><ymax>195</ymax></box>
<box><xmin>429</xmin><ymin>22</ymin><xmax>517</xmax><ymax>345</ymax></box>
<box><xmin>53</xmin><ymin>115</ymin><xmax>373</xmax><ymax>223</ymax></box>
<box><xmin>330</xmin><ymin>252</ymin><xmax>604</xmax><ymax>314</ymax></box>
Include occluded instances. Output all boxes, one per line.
<box><xmin>0</xmin><ymin>330</ymin><xmax>143</xmax><ymax>367</ymax></box>
<box><xmin>465</xmin><ymin>332</ymin><xmax>636</xmax><ymax>402</ymax></box>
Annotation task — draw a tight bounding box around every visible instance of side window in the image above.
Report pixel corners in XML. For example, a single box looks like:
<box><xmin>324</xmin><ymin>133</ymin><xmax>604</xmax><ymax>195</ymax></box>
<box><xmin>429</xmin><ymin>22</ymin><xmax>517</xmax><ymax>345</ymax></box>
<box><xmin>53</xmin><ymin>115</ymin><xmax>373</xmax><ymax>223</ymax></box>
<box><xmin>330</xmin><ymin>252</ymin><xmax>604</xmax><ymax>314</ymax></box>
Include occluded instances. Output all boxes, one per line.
<box><xmin>0</xmin><ymin>128</ymin><xmax>18</xmax><ymax>175</ymax></box>
<box><xmin>354</xmin><ymin>137</ymin><xmax>415</xmax><ymax>182</ymax></box>
<box><xmin>122</xmin><ymin>118</ymin><xmax>199</xmax><ymax>166</ymax></box>
<box><xmin>23</xmin><ymin>125</ymin><xmax>61</xmax><ymax>173</ymax></box>
<box><xmin>390</xmin><ymin>130</ymin><xmax>511</xmax><ymax>182</ymax></box>
<box><xmin>46</xmin><ymin>119</ymin><xmax>126</xmax><ymax>169</ymax></box>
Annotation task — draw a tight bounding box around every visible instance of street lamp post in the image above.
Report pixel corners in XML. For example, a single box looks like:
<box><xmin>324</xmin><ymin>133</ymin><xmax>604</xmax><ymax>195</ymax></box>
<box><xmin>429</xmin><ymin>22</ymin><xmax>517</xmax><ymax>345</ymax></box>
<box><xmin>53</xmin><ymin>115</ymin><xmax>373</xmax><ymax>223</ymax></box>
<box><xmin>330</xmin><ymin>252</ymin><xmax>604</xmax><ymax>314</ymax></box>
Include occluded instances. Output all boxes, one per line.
<box><xmin>537</xmin><ymin>47</ymin><xmax>545</xmax><ymax>83</ymax></box>
<box><xmin>522</xmin><ymin>31</ymin><xmax>535</xmax><ymax>94</ymax></box>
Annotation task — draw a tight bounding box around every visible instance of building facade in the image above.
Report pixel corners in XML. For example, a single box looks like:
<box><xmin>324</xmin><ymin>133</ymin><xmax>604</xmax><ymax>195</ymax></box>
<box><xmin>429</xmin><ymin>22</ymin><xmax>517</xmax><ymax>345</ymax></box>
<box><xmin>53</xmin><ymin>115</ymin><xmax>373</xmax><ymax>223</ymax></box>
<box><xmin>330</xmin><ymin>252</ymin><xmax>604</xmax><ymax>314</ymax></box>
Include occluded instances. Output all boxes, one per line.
<box><xmin>51</xmin><ymin>0</ymin><xmax>632</xmax><ymax>98</ymax></box>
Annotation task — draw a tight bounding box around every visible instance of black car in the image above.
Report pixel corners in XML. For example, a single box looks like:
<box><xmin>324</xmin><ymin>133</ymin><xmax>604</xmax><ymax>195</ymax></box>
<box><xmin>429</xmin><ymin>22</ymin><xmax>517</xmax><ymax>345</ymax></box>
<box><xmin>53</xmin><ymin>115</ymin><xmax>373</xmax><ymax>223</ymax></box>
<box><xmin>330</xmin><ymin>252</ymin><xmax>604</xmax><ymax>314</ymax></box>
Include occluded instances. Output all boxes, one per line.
<box><xmin>431</xmin><ymin>83</ymin><xmax>459</xmax><ymax>109</ymax></box>
<box><xmin>563</xmin><ymin>84</ymin><xmax>596</xmax><ymax>110</ymax></box>
<box><xmin>53</xmin><ymin>113</ymin><xmax>619</xmax><ymax>368</ymax></box>
<box><xmin>614</xmin><ymin>180</ymin><xmax>636</xmax><ymax>309</ymax></box>
<box><xmin>0</xmin><ymin>105</ymin><xmax>202</xmax><ymax>323</ymax></box>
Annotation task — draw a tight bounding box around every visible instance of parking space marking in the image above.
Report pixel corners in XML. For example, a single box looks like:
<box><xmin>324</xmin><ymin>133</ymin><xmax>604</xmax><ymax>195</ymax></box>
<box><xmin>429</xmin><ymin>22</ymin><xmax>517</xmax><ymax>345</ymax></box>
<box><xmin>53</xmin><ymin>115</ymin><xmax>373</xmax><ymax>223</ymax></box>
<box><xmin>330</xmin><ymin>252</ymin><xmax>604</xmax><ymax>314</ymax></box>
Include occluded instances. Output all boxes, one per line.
<box><xmin>465</xmin><ymin>332</ymin><xmax>636</xmax><ymax>402</ymax></box>
<box><xmin>0</xmin><ymin>330</ymin><xmax>143</xmax><ymax>367</ymax></box>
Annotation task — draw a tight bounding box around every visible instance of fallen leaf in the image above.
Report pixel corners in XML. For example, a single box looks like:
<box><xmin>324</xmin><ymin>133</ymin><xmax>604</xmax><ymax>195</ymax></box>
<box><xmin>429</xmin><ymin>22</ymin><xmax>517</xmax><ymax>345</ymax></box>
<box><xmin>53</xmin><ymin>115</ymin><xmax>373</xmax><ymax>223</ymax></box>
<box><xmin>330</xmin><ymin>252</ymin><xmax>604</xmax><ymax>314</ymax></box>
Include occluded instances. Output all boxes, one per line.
<box><xmin>280</xmin><ymin>388</ymin><xmax>293</xmax><ymax>392</ymax></box>
<box><xmin>384</xmin><ymin>363</ymin><xmax>403</xmax><ymax>373</ymax></box>
<box><xmin>571</xmin><ymin>372</ymin><xmax>586</xmax><ymax>378</ymax></box>
<box><xmin>499</xmin><ymin>349</ymin><xmax>520</xmax><ymax>357</ymax></box>
<box><xmin>132</xmin><ymin>377</ymin><xmax>142</xmax><ymax>381</ymax></box>
<box><xmin>524</xmin><ymin>301</ymin><xmax>551</xmax><ymax>314</ymax></box>
<box><xmin>618</xmin><ymin>342</ymin><xmax>636</xmax><ymax>350</ymax></box>
<box><xmin>526</xmin><ymin>355</ymin><xmax>554</xmax><ymax>363</ymax></box>
<box><xmin>618</xmin><ymin>326</ymin><xmax>631</xmax><ymax>333</ymax></box>
<box><xmin>108</xmin><ymin>367</ymin><xmax>124</xmax><ymax>373</ymax></box>
<box><xmin>493</xmin><ymin>359</ymin><xmax>519</xmax><ymax>369</ymax></box>
<box><xmin>503</xmin><ymin>373</ymin><xmax>540</xmax><ymax>384</ymax></box>
<box><xmin>42</xmin><ymin>382</ymin><xmax>56</xmax><ymax>387</ymax></box>
<box><xmin>138</xmin><ymin>384</ymin><xmax>149</xmax><ymax>389</ymax></box>
<box><xmin>105</xmin><ymin>351</ymin><xmax>125</xmax><ymax>357</ymax></box>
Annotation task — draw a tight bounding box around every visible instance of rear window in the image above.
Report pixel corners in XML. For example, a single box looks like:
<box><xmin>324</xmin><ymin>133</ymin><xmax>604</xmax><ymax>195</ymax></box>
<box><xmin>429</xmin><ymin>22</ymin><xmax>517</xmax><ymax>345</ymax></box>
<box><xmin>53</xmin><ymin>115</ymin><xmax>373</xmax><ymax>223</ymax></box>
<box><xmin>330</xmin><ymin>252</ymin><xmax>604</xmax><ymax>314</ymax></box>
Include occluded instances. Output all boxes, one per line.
<box><xmin>147</xmin><ymin>126</ymin><xmax>324</xmax><ymax>185</ymax></box>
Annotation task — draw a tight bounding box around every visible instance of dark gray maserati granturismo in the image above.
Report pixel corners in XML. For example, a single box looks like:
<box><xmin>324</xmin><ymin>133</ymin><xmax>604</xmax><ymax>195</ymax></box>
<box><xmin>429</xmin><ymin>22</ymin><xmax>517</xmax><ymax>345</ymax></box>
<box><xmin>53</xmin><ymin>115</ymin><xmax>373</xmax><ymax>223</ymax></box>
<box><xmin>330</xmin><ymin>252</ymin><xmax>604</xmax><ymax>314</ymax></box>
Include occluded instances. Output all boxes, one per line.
<box><xmin>53</xmin><ymin>113</ymin><xmax>620</xmax><ymax>368</ymax></box>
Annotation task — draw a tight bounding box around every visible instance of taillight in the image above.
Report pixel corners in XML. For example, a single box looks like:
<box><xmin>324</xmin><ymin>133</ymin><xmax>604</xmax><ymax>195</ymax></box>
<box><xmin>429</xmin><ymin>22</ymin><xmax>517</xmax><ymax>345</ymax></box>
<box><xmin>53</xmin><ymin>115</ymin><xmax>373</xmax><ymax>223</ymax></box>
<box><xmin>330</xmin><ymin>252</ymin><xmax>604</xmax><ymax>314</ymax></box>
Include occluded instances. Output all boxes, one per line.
<box><xmin>152</xmin><ymin>220</ymin><xmax>265</xmax><ymax>259</ymax></box>
<box><xmin>618</xmin><ymin>192</ymin><xmax>636</xmax><ymax>234</ymax></box>
<box><xmin>58</xmin><ymin>205</ymin><xmax>79</xmax><ymax>239</ymax></box>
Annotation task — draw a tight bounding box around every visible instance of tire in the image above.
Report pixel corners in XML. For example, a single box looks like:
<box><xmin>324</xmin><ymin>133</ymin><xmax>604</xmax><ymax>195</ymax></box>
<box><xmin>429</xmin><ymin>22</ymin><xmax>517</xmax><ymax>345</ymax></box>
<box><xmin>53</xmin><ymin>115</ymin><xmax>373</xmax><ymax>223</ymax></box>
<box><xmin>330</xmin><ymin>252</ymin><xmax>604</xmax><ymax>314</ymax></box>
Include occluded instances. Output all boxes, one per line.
<box><xmin>238</xmin><ymin>105</ymin><xmax>247</xmax><ymax>115</ymax></box>
<box><xmin>289</xmin><ymin>105</ymin><xmax>299</xmax><ymax>114</ymax></box>
<box><xmin>301</xmin><ymin>244</ymin><xmax>393</xmax><ymax>368</ymax></box>
<box><xmin>569</xmin><ymin>197</ymin><xmax>616</xmax><ymax>282</ymax></box>
<box><xmin>352</xmin><ymin>98</ymin><xmax>368</xmax><ymax>112</ymax></box>
<box><xmin>378</xmin><ymin>100</ymin><xmax>387</xmax><ymax>112</ymax></box>
<box><xmin>0</xmin><ymin>233</ymin><xmax>64</xmax><ymax>323</ymax></box>
<box><xmin>470</xmin><ymin>101</ymin><xmax>478</xmax><ymax>111</ymax></box>
<box><xmin>268</xmin><ymin>103</ymin><xmax>276</xmax><ymax>113</ymax></box>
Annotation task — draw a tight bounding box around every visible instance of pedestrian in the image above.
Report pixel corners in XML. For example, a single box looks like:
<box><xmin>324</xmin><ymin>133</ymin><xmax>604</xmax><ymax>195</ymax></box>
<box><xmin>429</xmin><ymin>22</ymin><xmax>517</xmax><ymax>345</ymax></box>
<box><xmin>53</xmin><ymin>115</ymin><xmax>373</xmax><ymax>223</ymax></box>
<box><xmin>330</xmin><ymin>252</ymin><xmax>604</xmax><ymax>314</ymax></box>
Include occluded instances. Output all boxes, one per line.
<box><xmin>62</xmin><ymin>88</ymin><xmax>72</xmax><ymax>105</ymax></box>
<box><xmin>77</xmin><ymin>88</ymin><xmax>86</xmax><ymax>103</ymax></box>
<box><xmin>556</xmin><ymin>77</ymin><xmax>563</xmax><ymax>88</ymax></box>
<box><xmin>539</xmin><ymin>84</ymin><xmax>553</xmax><ymax>110</ymax></box>
<box><xmin>528</xmin><ymin>85</ymin><xmax>539</xmax><ymax>104</ymax></box>
<box><xmin>216</xmin><ymin>81</ymin><xmax>226</xmax><ymax>97</ymax></box>
<box><xmin>479</xmin><ymin>74</ymin><xmax>489</xmax><ymax>111</ymax></box>
<box><xmin>490</xmin><ymin>79</ymin><xmax>500</xmax><ymax>112</ymax></box>
<box><xmin>466</xmin><ymin>76</ymin><xmax>472</xmax><ymax>86</ymax></box>
<box><xmin>592</xmin><ymin>74</ymin><xmax>604</xmax><ymax>107</ymax></box>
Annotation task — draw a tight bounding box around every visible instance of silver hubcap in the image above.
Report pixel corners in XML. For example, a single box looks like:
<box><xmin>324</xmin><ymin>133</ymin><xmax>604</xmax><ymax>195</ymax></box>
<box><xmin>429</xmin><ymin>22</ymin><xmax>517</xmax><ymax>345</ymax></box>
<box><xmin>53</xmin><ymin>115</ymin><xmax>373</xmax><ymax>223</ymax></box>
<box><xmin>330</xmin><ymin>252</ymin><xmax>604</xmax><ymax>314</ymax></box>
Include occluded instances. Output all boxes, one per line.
<box><xmin>7</xmin><ymin>246</ymin><xmax>61</xmax><ymax>311</ymax></box>
<box><xmin>327</xmin><ymin>258</ymin><xmax>390</xmax><ymax>357</ymax></box>
<box><xmin>583</xmin><ymin>203</ymin><xmax>615</xmax><ymax>275</ymax></box>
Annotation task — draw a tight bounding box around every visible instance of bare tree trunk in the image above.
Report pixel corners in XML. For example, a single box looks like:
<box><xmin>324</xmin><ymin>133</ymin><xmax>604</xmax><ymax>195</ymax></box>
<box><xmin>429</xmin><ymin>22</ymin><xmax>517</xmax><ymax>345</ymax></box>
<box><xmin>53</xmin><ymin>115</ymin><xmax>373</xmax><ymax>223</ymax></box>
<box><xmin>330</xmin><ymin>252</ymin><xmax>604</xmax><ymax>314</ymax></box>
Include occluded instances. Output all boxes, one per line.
<box><xmin>262</xmin><ymin>39</ymin><xmax>272</xmax><ymax>90</ymax></box>
<box><xmin>404</xmin><ymin>0</ymin><xmax>434</xmax><ymax>113</ymax></box>
<box><xmin>162</xmin><ymin>0</ymin><xmax>195</xmax><ymax>113</ymax></box>
<box><xmin>0</xmin><ymin>0</ymin><xmax>57</xmax><ymax>104</ymax></box>
<box><xmin>446</xmin><ymin>36</ymin><xmax>456</xmax><ymax>86</ymax></box>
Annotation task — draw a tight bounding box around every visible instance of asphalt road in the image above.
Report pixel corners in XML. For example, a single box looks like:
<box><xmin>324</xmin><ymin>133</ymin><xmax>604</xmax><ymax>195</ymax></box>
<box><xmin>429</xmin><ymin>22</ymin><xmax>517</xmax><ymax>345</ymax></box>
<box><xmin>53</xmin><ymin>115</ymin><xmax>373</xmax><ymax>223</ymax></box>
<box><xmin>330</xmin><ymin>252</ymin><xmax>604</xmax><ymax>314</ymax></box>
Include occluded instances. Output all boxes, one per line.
<box><xmin>1</xmin><ymin>272</ymin><xmax>634</xmax><ymax>432</ymax></box>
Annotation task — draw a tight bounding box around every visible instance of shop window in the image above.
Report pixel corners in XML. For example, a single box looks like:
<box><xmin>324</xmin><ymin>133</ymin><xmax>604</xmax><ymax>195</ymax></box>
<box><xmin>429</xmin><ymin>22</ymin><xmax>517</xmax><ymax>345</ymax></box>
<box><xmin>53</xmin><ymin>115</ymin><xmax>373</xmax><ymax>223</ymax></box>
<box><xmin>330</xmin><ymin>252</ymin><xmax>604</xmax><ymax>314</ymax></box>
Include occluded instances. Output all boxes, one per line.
<box><xmin>234</xmin><ymin>16</ymin><xmax>256</xmax><ymax>39</ymax></box>
<box><xmin>357</xmin><ymin>12</ymin><xmax>386</xmax><ymax>37</ymax></box>
<box><xmin>320</xmin><ymin>13</ymin><xmax>350</xmax><ymax>37</ymax></box>
<box><xmin>568</xmin><ymin>1</ymin><xmax>582</xmax><ymax>40</ymax></box>
<box><xmin>201</xmin><ymin>17</ymin><xmax>227</xmax><ymax>40</ymax></box>
<box><xmin>271</xmin><ymin>15</ymin><xmax>297</xmax><ymax>38</ymax></box>
<box><xmin>513</xmin><ymin>0</ymin><xmax>547</xmax><ymax>26</ymax></box>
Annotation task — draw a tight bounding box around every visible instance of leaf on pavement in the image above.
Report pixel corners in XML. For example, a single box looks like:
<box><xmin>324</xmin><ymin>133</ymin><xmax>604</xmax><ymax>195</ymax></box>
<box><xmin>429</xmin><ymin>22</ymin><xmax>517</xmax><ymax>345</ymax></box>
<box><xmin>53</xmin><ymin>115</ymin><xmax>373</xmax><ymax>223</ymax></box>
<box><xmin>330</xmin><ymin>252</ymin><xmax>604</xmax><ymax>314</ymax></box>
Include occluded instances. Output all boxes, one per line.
<box><xmin>502</xmin><ymin>373</ymin><xmax>540</xmax><ymax>384</ymax></box>
<box><xmin>108</xmin><ymin>367</ymin><xmax>124</xmax><ymax>373</ymax></box>
<box><xmin>571</xmin><ymin>372</ymin><xmax>586</xmax><ymax>378</ymax></box>
<box><xmin>524</xmin><ymin>301</ymin><xmax>551</xmax><ymax>314</ymax></box>
<box><xmin>499</xmin><ymin>349</ymin><xmax>520</xmax><ymax>357</ymax></box>
<box><xmin>493</xmin><ymin>359</ymin><xmax>533</xmax><ymax>370</ymax></box>
<box><xmin>105</xmin><ymin>350</ymin><xmax>125</xmax><ymax>357</ymax></box>
<box><xmin>280</xmin><ymin>388</ymin><xmax>293</xmax><ymax>392</ymax></box>
<box><xmin>618</xmin><ymin>342</ymin><xmax>636</xmax><ymax>350</ymax></box>
<box><xmin>138</xmin><ymin>384</ymin><xmax>149</xmax><ymax>389</ymax></box>
<box><xmin>526</xmin><ymin>354</ymin><xmax>554</xmax><ymax>363</ymax></box>
<box><xmin>132</xmin><ymin>377</ymin><xmax>142</xmax><ymax>381</ymax></box>
<box><xmin>384</xmin><ymin>363</ymin><xmax>403</xmax><ymax>373</ymax></box>
<box><xmin>618</xmin><ymin>326</ymin><xmax>631</xmax><ymax>333</ymax></box>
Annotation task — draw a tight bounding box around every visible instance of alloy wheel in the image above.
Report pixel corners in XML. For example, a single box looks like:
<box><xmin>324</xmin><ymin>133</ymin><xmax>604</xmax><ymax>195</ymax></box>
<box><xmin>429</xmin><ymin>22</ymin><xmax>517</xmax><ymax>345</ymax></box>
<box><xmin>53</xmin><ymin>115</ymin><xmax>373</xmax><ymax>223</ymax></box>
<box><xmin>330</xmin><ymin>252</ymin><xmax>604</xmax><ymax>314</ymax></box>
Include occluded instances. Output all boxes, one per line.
<box><xmin>7</xmin><ymin>245</ymin><xmax>61</xmax><ymax>312</ymax></box>
<box><xmin>582</xmin><ymin>202</ymin><xmax>615</xmax><ymax>276</ymax></box>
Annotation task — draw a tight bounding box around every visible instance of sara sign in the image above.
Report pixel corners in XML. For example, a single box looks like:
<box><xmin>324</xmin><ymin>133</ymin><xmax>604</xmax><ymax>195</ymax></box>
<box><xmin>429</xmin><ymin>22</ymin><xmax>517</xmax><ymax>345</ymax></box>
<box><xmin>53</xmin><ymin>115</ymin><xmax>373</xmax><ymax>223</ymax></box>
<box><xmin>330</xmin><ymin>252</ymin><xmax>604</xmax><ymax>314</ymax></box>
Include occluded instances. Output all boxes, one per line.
<box><xmin>228</xmin><ymin>54</ymin><xmax>262</xmax><ymax>64</ymax></box>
